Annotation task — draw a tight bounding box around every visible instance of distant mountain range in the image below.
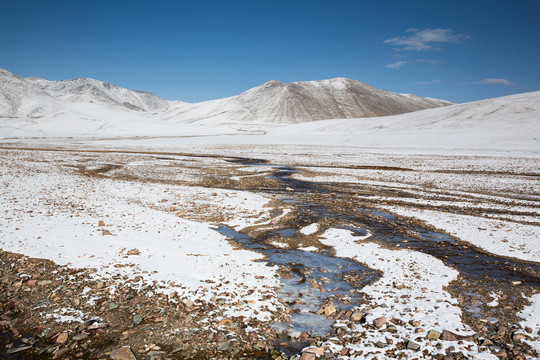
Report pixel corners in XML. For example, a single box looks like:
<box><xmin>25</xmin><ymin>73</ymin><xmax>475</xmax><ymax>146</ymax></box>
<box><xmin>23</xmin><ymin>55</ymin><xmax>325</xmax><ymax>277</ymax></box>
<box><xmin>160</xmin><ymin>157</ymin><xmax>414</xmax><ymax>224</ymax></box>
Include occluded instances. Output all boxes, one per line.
<box><xmin>1</xmin><ymin>68</ymin><xmax>538</xmax><ymax>152</ymax></box>
<box><xmin>0</xmin><ymin>68</ymin><xmax>451</xmax><ymax>124</ymax></box>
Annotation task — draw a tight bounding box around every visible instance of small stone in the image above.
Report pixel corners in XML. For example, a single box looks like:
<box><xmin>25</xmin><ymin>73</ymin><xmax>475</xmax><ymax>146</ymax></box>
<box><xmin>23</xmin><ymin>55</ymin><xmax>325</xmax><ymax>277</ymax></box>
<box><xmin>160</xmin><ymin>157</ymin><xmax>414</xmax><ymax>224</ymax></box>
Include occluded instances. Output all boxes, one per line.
<box><xmin>407</xmin><ymin>340</ymin><xmax>421</xmax><ymax>351</ymax></box>
<box><xmin>303</xmin><ymin>347</ymin><xmax>324</xmax><ymax>356</ymax></box>
<box><xmin>72</xmin><ymin>333</ymin><xmax>89</xmax><ymax>341</ymax></box>
<box><xmin>300</xmin><ymin>351</ymin><xmax>316</xmax><ymax>360</ymax></box>
<box><xmin>98</xmin><ymin>220</ymin><xmax>105</xmax><ymax>227</ymax></box>
<box><xmin>375</xmin><ymin>341</ymin><xmax>388</xmax><ymax>348</ymax></box>
<box><xmin>427</xmin><ymin>330</ymin><xmax>442</xmax><ymax>340</ymax></box>
<box><xmin>76</xmin><ymin>320</ymin><xmax>95</xmax><ymax>331</ymax></box>
<box><xmin>217</xmin><ymin>341</ymin><xmax>230</xmax><ymax>351</ymax></box>
<box><xmin>133</xmin><ymin>315</ymin><xmax>143</xmax><ymax>325</ymax></box>
<box><xmin>6</xmin><ymin>346</ymin><xmax>33</xmax><ymax>354</ymax></box>
<box><xmin>351</xmin><ymin>311</ymin><xmax>363</xmax><ymax>322</ymax></box>
<box><xmin>482</xmin><ymin>339</ymin><xmax>493</xmax><ymax>346</ymax></box>
<box><xmin>441</xmin><ymin>330</ymin><xmax>473</xmax><ymax>341</ymax></box>
<box><xmin>512</xmin><ymin>333</ymin><xmax>527</xmax><ymax>341</ymax></box>
<box><xmin>324</xmin><ymin>301</ymin><xmax>337</xmax><ymax>316</ymax></box>
<box><xmin>111</xmin><ymin>346</ymin><xmax>138</xmax><ymax>360</ymax></box>
<box><xmin>126</xmin><ymin>249</ymin><xmax>140</xmax><ymax>256</ymax></box>
<box><xmin>52</xmin><ymin>347</ymin><xmax>69</xmax><ymax>359</ymax></box>
<box><xmin>373</xmin><ymin>316</ymin><xmax>387</xmax><ymax>328</ymax></box>
<box><xmin>87</xmin><ymin>322</ymin><xmax>109</xmax><ymax>330</ymax></box>
<box><xmin>56</xmin><ymin>332</ymin><xmax>68</xmax><ymax>343</ymax></box>
<box><xmin>186</xmin><ymin>299</ymin><xmax>194</xmax><ymax>308</ymax></box>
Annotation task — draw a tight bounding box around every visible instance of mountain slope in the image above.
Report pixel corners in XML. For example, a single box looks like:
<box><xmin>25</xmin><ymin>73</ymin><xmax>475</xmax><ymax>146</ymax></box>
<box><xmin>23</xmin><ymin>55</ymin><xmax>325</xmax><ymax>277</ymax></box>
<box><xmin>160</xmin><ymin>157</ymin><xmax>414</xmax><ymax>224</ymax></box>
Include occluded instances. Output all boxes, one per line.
<box><xmin>164</xmin><ymin>78</ymin><xmax>452</xmax><ymax>124</ymax></box>
<box><xmin>267</xmin><ymin>90</ymin><xmax>540</xmax><ymax>151</ymax></box>
<box><xmin>25</xmin><ymin>77</ymin><xmax>171</xmax><ymax>112</ymax></box>
<box><xmin>0</xmin><ymin>69</ymin><xmax>61</xmax><ymax>117</ymax></box>
<box><xmin>1</xmin><ymin>68</ymin><xmax>454</xmax><ymax>128</ymax></box>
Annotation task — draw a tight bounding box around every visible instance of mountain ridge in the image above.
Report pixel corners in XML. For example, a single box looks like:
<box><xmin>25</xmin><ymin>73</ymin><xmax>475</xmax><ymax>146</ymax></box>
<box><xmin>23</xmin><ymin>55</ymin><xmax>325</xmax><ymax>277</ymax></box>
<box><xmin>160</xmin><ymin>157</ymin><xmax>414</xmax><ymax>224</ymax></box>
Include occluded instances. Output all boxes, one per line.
<box><xmin>1</xmin><ymin>67</ymin><xmax>451</xmax><ymax>124</ymax></box>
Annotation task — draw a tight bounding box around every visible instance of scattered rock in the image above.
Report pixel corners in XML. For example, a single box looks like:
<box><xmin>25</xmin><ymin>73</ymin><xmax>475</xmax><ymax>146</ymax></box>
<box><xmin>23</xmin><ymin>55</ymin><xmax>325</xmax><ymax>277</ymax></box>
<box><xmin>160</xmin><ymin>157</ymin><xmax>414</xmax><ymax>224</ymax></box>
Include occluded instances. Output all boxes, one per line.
<box><xmin>217</xmin><ymin>341</ymin><xmax>230</xmax><ymax>351</ymax></box>
<box><xmin>52</xmin><ymin>347</ymin><xmax>69</xmax><ymax>359</ymax></box>
<box><xmin>373</xmin><ymin>316</ymin><xmax>387</xmax><ymax>328</ymax></box>
<box><xmin>132</xmin><ymin>315</ymin><xmax>143</xmax><ymax>325</ymax></box>
<box><xmin>111</xmin><ymin>346</ymin><xmax>138</xmax><ymax>360</ymax></box>
<box><xmin>427</xmin><ymin>330</ymin><xmax>441</xmax><ymax>340</ymax></box>
<box><xmin>323</xmin><ymin>301</ymin><xmax>337</xmax><ymax>316</ymax></box>
<box><xmin>303</xmin><ymin>347</ymin><xmax>325</xmax><ymax>355</ymax></box>
<box><xmin>126</xmin><ymin>249</ymin><xmax>140</xmax><ymax>256</ymax></box>
<box><xmin>56</xmin><ymin>332</ymin><xmax>69</xmax><ymax>343</ymax></box>
<box><xmin>407</xmin><ymin>340</ymin><xmax>421</xmax><ymax>351</ymax></box>
<box><xmin>300</xmin><ymin>351</ymin><xmax>317</xmax><ymax>360</ymax></box>
<box><xmin>72</xmin><ymin>333</ymin><xmax>89</xmax><ymax>341</ymax></box>
<box><xmin>351</xmin><ymin>311</ymin><xmax>363</xmax><ymax>322</ymax></box>
<box><xmin>441</xmin><ymin>330</ymin><xmax>473</xmax><ymax>342</ymax></box>
<box><xmin>6</xmin><ymin>346</ymin><xmax>33</xmax><ymax>354</ymax></box>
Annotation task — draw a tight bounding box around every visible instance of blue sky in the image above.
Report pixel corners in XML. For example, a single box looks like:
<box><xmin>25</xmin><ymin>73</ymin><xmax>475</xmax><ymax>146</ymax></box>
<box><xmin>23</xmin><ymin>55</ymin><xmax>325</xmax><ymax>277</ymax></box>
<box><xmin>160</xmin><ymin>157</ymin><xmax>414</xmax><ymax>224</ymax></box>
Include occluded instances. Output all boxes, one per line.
<box><xmin>1</xmin><ymin>0</ymin><xmax>539</xmax><ymax>103</ymax></box>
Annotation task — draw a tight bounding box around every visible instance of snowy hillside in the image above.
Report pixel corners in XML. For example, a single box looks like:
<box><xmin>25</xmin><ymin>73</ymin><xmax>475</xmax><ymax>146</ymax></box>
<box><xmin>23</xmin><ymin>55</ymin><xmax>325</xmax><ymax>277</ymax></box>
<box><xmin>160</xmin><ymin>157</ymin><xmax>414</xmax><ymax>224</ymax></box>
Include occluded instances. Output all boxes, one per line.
<box><xmin>267</xmin><ymin>90</ymin><xmax>540</xmax><ymax>151</ymax></box>
<box><xmin>0</xmin><ymin>68</ymin><xmax>61</xmax><ymax>117</ymax></box>
<box><xmin>26</xmin><ymin>77</ymin><xmax>172</xmax><ymax>112</ymax></box>
<box><xmin>0</xmin><ymin>68</ymin><xmax>451</xmax><ymax>125</ymax></box>
<box><xmin>163</xmin><ymin>78</ymin><xmax>452</xmax><ymax>124</ymax></box>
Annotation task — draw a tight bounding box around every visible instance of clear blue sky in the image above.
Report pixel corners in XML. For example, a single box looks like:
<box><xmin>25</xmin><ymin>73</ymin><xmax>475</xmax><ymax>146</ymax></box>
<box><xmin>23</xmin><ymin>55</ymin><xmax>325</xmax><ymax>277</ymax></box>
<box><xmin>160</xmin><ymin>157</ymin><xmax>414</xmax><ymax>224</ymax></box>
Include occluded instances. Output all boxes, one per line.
<box><xmin>1</xmin><ymin>0</ymin><xmax>539</xmax><ymax>103</ymax></box>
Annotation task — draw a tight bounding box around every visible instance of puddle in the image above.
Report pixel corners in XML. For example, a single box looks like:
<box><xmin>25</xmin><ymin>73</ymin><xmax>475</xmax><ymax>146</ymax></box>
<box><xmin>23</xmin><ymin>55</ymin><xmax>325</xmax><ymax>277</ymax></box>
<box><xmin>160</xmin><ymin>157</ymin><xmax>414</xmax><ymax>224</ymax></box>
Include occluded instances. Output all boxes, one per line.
<box><xmin>269</xmin><ymin>228</ymin><xmax>298</xmax><ymax>238</ymax></box>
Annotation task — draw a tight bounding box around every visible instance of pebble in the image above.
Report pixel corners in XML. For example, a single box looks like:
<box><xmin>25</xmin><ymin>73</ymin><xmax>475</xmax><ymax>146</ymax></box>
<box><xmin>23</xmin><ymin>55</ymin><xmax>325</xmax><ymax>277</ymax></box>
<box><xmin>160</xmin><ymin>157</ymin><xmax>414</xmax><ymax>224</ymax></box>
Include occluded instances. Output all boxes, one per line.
<box><xmin>133</xmin><ymin>315</ymin><xmax>143</xmax><ymax>325</ymax></box>
<box><xmin>373</xmin><ymin>316</ymin><xmax>387</xmax><ymax>328</ymax></box>
<box><xmin>56</xmin><ymin>332</ymin><xmax>69</xmax><ymax>343</ymax></box>
<box><xmin>111</xmin><ymin>346</ymin><xmax>138</xmax><ymax>360</ymax></box>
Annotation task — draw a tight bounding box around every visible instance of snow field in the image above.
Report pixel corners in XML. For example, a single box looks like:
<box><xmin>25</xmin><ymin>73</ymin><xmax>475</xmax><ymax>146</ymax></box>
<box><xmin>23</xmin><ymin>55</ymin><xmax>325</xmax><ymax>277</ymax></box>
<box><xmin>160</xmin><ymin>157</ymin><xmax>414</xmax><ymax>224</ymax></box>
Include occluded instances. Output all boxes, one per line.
<box><xmin>0</xmin><ymin>151</ymin><xmax>283</xmax><ymax>321</ymax></box>
<box><xmin>318</xmin><ymin>228</ymin><xmax>497</xmax><ymax>359</ymax></box>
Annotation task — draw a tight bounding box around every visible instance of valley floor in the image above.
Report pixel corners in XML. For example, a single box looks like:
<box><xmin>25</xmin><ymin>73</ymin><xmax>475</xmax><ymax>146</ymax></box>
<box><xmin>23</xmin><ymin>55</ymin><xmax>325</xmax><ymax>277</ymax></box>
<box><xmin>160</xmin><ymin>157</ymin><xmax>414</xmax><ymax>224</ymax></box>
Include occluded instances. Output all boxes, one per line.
<box><xmin>0</xmin><ymin>139</ymin><xmax>539</xmax><ymax>359</ymax></box>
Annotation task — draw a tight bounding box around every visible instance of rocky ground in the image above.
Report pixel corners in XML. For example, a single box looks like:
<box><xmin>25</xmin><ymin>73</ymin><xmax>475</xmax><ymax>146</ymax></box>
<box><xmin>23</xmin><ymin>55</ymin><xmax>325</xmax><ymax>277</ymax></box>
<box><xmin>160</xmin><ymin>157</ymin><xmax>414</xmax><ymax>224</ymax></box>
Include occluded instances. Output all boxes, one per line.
<box><xmin>1</xmin><ymin>146</ymin><xmax>540</xmax><ymax>359</ymax></box>
<box><xmin>1</xmin><ymin>247</ymin><xmax>538</xmax><ymax>360</ymax></box>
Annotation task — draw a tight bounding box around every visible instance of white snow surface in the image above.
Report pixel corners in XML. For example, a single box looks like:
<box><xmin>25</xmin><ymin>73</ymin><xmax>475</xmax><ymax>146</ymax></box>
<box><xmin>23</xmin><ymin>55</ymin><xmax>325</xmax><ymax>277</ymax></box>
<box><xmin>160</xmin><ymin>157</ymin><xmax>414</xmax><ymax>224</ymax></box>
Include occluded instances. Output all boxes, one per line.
<box><xmin>519</xmin><ymin>293</ymin><xmax>540</xmax><ymax>352</ymax></box>
<box><xmin>2</xmin><ymin>78</ymin><xmax>537</xmax><ymax>156</ymax></box>
<box><xmin>319</xmin><ymin>228</ymin><xmax>496</xmax><ymax>359</ymax></box>
<box><xmin>384</xmin><ymin>207</ymin><xmax>540</xmax><ymax>263</ymax></box>
<box><xmin>0</xmin><ymin>151</ymin><xmax>282</xmax><ymax>320</ymax></box>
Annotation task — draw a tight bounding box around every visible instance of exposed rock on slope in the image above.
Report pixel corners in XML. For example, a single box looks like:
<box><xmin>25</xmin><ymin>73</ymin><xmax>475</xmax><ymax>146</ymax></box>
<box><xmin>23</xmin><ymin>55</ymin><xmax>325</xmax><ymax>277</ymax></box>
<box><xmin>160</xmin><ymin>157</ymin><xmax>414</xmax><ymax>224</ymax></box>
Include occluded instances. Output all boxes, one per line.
<box><xmin>165</xmin><ymin>78</ymin><xmax>452</xmax><ymax>124</ymax></box>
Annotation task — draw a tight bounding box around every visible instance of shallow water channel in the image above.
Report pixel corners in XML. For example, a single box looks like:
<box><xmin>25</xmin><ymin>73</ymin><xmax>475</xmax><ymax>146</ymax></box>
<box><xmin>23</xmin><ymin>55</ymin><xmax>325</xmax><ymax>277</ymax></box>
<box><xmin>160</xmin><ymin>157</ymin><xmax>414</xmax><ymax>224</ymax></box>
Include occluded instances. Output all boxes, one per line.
<box><xmin>219</xmin><ymin>159</ymin><xmax>540</xmax><ymax>343</ymax></box>
<box><xmin>216</xmin><ymin>224</ymin><xmax>379</xmax><ymax>334</ymax></box>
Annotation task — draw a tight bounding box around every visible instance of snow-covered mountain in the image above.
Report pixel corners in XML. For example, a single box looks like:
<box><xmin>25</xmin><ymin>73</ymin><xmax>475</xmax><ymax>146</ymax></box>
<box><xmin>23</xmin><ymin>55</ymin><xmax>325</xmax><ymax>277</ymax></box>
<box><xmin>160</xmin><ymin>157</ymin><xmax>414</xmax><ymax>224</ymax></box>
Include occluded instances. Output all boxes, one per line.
<box><xmin>163</xmin><ymin>78</ymin><xmax>451</xmax><ymax>124</ymax></box>
<box><xmin>0</xmin><ymin>64</ymin><xmax>538</xmax><ymax>153</ymax></box>
<box><xmin>25</xmin><ymin>77</ymin><xmax>171</xmax><ymax>112</ymax></box>
<box><xmin>267</xmin><ymin>90</ymin><xmax>540</xmax><ymax>151</ymax></box>
<box><xmin>0</xmin><ymin>68</ymin><xmax>61</xmax><ymax>117</ymax></box>
<box><xmin>0</xmin><ymin>68</ymin><xmax>450</xmax><ymax>124</ymax></box>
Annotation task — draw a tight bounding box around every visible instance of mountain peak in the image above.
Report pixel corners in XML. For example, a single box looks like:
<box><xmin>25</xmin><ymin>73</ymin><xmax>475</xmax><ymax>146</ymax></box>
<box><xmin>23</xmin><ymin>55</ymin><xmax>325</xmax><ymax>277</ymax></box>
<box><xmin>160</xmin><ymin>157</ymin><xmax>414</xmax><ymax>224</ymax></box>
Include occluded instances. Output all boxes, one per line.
<box><xmin>25</xmin><ymin>76</ymin><xmax>170</xmax><ymax>112</ymax></box>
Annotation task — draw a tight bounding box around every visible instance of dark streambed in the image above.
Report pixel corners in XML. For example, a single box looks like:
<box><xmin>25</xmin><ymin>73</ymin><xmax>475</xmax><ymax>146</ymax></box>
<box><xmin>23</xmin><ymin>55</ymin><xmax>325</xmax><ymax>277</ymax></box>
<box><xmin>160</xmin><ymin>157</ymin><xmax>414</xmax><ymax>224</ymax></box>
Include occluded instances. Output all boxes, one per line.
<box><xmin>268</xmin><ymin>164</ymin><xmax>540</xmax><ymax>286</ymax></box>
